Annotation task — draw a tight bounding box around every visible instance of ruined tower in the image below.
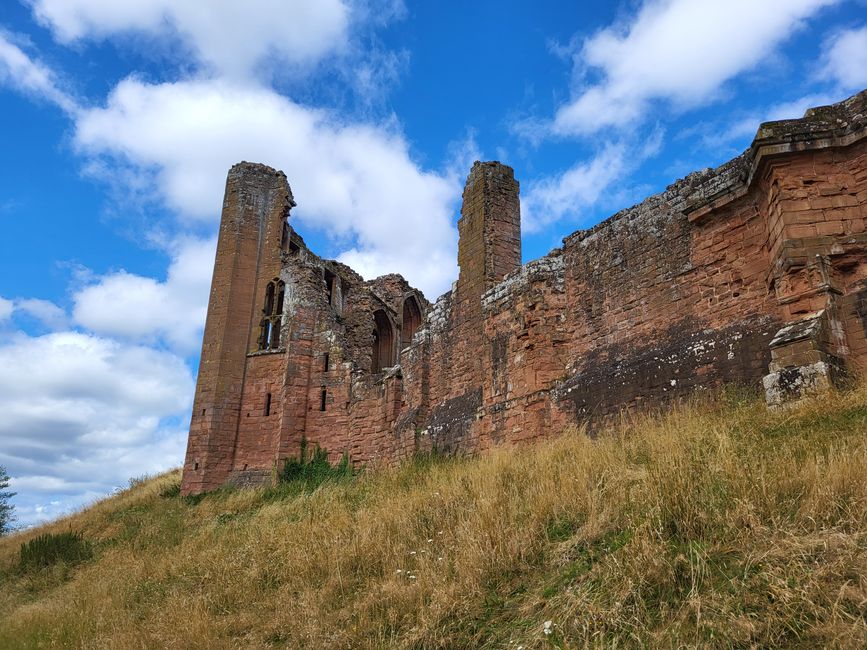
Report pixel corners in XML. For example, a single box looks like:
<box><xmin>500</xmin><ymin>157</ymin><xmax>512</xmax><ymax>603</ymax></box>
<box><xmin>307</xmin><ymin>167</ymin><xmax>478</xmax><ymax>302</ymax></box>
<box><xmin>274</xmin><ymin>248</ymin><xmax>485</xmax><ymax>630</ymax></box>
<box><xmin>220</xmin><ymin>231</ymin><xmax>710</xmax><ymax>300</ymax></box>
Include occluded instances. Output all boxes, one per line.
<box><xmin>448</xmin><ymin>161</ymin><xmax>521</xmax><ymax>394</ymax></box>
<box><xmin>181</xmin><ymin>163</ymin><xmax>293</xmax><ymax>495</ymax></box>
<box><xmin>423</xmin><ymin>161</ymin><xmax>522</xmax><ymax>450</ymax></box>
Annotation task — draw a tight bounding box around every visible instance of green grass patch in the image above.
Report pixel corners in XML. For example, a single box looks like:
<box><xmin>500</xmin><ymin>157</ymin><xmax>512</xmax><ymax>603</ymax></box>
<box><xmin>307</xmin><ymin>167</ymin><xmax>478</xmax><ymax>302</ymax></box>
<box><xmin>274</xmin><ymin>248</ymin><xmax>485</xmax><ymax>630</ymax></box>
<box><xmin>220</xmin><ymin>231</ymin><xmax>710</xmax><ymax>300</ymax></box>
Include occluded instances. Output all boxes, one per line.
<box><xmin>19</xmin><ymin>532</ymin><xmax>92</xmax><ymax>572</ymax></box>
<box><xmin>277</xmin><ymin>436</ymin><xmax>356</xmax><ymax>492</ymax></box>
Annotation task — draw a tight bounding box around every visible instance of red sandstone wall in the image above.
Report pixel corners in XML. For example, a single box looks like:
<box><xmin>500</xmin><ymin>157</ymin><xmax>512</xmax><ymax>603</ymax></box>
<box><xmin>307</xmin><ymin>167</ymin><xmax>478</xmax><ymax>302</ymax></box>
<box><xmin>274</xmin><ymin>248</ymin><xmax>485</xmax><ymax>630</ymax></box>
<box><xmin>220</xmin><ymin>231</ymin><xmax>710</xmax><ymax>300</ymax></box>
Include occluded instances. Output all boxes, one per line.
<box><xmin>420</xmin><ymin>162</ymin><xmax>521</xmax><ymax>453</ymax></box>
<box><xmin>182</xmin><ymin>91</ymin><xmax>867</xmax><ymax>496</ymax></box>
<box><xmin>470</xmin><ymin>117</ymin><xmax>867</xmax><ymax>447</ymax></box>
<box><xmin>480</xmin><ymin>176</ymin><xmax>778</xmax><ymax>444</ymax></box>
<box><xmin>762</xmin><ymin>141</ymin><xmax>867</xmax><ymax>367</ymax></box>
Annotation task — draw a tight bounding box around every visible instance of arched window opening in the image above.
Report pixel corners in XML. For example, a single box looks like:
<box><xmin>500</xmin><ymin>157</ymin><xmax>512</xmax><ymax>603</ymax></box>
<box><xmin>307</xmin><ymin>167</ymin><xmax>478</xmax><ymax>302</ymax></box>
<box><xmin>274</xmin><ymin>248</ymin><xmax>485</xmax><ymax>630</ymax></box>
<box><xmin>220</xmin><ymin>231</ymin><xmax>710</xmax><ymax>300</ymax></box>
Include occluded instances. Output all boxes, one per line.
<box><xmin>372</xmin><ymin>309</ymin><xmax>394</xmax><ymax>372</ymax></box>
<box><xmin>264</xmin><ymin>282</ymin><xmax>275</xmax><ymax>316</ymax></box>
<box><xmin>323</xmin><ymin>269</ymin><xmax>344</xmax><ymax>314</ymax></box>
<box><xmin>270</xmin><ymin>317</ymin><xmax>282</xmax><ymax>349</ymax></box>
<box><xmin>258</xmin><ymin>279</ymin><xmax>285</xmax><ymax>351</ymax></box>
<box><xmin>401</xmin><ymin>295</ymin><xmax>422</xmax><ymax>348</ymax></box>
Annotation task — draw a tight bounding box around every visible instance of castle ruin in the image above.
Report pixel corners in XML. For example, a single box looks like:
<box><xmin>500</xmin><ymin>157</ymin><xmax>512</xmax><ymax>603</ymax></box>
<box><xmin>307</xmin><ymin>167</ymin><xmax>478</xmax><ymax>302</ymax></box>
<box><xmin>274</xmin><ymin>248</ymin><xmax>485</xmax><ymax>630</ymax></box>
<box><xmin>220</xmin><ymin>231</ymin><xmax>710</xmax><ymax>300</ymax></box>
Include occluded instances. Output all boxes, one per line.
<box><xmin>181</xmin><ymin>90</ymin><xmax>867</xmax><ymax>496</ymax></box>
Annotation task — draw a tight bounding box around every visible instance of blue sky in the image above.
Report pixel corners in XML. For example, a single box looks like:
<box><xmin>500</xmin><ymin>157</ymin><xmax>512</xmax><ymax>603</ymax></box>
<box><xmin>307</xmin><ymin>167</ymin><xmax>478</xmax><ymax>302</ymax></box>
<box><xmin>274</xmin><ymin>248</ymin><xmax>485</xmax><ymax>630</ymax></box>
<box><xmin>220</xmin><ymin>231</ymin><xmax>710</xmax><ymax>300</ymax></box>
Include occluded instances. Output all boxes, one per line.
<box><xmin>0</xmin><ymin>0</ymin><xmax>866</xmax><ymax>528</ymax></box>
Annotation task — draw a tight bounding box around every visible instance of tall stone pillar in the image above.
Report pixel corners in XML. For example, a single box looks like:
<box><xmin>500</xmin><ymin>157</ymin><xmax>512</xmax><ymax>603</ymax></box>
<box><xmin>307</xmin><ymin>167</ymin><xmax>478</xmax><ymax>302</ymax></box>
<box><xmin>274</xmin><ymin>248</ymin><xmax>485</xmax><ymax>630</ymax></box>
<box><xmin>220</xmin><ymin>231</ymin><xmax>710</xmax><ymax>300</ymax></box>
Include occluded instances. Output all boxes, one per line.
<box><xmin>449</xmin><ymin>161</ymin><xmax>521</xmax><ymax>399</ymax></box>
<box><xmin>180</xmin><ymin>163</ymin><xmax>294</xmax><ymax>495</ymax></box>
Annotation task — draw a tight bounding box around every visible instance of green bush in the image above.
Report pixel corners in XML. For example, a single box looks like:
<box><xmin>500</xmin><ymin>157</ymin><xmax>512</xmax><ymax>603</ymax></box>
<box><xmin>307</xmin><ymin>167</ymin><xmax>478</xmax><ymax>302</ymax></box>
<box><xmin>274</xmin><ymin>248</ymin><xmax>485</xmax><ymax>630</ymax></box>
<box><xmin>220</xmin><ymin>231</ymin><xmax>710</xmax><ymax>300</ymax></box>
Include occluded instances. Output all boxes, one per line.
<box><xmin>19</xmin><ymin>532</ymin><xmax>92</xmax><ymax>571</ymax></box>
<box><xmin>278</xmin><ymin>436</ymin><xmax>354</xmax><ymax>491</ymax></box>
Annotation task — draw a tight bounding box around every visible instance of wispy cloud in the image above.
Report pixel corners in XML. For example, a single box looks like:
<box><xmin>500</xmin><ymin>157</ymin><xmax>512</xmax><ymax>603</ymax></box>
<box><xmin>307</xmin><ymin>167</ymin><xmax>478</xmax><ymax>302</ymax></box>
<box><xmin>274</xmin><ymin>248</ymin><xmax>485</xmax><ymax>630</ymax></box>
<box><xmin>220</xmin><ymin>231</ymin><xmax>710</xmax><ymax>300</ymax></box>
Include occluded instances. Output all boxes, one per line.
<box><xmin>550</xmin><ymin>0</ymin><xmax>839</xmax><ymax>138</ymax></box>
<box><xmin>0</xmin><ymin>30</ymin><xmax>77</xmax><ymax>112</ymax></box>
<box><xmin>522</xmin><ymin>127</ymin><xmax>663</xmax><ymax>232</ymax></box>
<box><xmin>819</xmin><ymin>24</ymin><xmax>867</xmax><ymax>89</ymax></box>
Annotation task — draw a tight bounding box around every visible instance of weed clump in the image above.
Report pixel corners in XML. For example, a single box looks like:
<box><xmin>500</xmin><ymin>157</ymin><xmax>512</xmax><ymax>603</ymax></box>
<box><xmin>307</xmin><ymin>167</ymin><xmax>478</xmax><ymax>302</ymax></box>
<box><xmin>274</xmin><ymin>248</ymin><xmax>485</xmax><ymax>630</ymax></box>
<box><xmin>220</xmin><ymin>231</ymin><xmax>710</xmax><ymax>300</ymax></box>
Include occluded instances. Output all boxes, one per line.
<box><xmin>278</xmin><ymin>436</ymin><xmax>354</xmax><ymax>491</ymax></box>
<box><xmin>19</xmin><ymin>531</ymin><xmax>92</xmax><ymax>571</ymax></box>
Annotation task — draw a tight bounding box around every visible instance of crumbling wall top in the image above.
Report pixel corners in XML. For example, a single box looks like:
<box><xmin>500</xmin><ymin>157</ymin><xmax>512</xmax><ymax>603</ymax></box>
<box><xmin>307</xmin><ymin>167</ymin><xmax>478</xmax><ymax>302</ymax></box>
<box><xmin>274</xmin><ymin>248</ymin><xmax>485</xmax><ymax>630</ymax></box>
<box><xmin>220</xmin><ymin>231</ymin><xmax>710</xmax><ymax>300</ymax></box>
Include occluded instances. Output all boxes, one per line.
<box><xmin>562</xmin><ymin>167</ymin><xmax>714</xmax><ymax>250</ymax></box>
<box><xmin>684</xmin><ymin>89</ymin><xmax>867</xmax><ymax>220</ymax></box>
<box><xmin>462</xmin><ymin>160</ymin><xmax>516</xmax><ymax>196</ymax></box>
<box><xmin>229</xmin><ymin>161</ymin><xmax>296</xmax><ymax>207</ymax></box>
<box><xmin>482</xmin><ymin>250</ymin><xmax>564</xmax><ymax>315</ymax></box>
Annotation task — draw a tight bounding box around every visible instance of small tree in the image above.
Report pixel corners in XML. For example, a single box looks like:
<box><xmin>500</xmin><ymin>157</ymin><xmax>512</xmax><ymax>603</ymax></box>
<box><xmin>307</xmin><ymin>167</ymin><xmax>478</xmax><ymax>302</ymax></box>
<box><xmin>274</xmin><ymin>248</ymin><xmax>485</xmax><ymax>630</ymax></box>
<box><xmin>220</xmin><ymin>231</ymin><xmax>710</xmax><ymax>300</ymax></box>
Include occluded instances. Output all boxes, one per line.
<box><xmin>0</xmin><ymin>465</ymin><xmax>16</xmax><ymax>535</ymax></box>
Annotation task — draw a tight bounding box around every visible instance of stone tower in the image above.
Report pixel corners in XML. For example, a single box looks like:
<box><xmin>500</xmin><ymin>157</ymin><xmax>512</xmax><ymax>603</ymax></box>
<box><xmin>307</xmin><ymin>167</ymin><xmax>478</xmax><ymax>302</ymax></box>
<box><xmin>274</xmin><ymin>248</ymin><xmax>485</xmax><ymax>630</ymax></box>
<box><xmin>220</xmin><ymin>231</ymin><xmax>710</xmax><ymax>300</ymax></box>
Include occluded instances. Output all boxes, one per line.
<box><xmin>180</xmin><ymin>163</ymin><xmax>294</xmax><ymax>495</ymax></box>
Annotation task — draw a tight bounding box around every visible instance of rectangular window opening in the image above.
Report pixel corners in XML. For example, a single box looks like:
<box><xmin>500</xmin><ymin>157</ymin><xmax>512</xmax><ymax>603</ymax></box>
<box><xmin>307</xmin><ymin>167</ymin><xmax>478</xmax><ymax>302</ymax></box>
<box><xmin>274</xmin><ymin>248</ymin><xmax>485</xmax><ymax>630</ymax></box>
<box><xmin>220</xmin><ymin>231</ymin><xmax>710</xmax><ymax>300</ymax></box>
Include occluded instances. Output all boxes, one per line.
<box><xmin>201</xmin><ymin>408</ymin><xmax>205</xmax><ymax>416</ymax></box>
<box><xmin>324</xmin><ymin>270</ymin><xmax>335</xmax><ymax>306</ymax></box>
<box><xmin>319</xmin><ymin>388</ymin><xmax>327</xmax><ymax>412</ymax></box>
<box><xmin>270</xmin><ymin>318</ymin><xmax>281</xmax><ymax>349</ymax></box>
<box><xmin>264</xmin><ymin>392</ymin><xmax>272</xmax><ymax>416</ymax></box>
<box><xmin>323</xmin><ymin>352</ymin><xmax>329</xmax><ymax>372</ymax></box>
<box><xmin>194</xmin><ymin>462</ymin><xmax>199</xmax><ymax>470</ymax></box>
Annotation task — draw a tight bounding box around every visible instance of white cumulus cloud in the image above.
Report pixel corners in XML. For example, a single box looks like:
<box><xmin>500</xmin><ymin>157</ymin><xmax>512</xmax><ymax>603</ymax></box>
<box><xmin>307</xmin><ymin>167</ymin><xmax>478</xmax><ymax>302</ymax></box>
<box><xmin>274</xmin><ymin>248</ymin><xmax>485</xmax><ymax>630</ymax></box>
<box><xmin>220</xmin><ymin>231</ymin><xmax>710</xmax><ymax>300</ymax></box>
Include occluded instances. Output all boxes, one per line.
<box><xmin>0</xmin><ymin>331</ymin><xmax>193</xmax><ymax>527</ymax></box>
<box><xmin>552</xmin><ymin>0</ymin><xmax>839</xmax><ymax>137</ymax></box>
<box><xmin>821</xmin><ymin>25</ymin><xmax>867</xmax><ymax>89</ymax></box>
<box><xmin>29</xmin><ymin>0</ymin><xmax>352</xmax><ymax>79</ymax></box>
<box><xmin>72</xmin><ymin>237</ymin><xmax>215</xmax><ymax>355</ymax></box>
<box><xmin>73</xmin><ymin>78</ymin><xmax>460</xmax><ymax>298</ymax></box>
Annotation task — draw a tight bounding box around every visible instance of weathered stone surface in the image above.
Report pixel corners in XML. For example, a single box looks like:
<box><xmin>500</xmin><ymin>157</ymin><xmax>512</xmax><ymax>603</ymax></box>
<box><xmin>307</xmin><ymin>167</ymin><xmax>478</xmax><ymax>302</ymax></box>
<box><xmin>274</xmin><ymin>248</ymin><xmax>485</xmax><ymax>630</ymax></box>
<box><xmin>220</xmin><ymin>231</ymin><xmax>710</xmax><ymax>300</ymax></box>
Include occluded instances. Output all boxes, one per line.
<box><xmin>181</xmin><ymin>90</ymin><xmax>867</xmax><ymax>496</ymax></box>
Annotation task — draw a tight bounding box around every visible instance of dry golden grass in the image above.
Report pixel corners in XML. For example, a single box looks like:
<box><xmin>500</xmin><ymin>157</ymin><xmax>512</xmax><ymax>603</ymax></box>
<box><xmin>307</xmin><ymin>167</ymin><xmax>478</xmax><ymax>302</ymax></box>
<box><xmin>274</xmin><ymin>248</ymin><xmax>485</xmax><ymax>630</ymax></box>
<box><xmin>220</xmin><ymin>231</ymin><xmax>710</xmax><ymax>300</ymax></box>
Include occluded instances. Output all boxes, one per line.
<box><xmin>2</xmin><ymin>383</ymin><xmax>867</xmax><ymax>648</ymax></box>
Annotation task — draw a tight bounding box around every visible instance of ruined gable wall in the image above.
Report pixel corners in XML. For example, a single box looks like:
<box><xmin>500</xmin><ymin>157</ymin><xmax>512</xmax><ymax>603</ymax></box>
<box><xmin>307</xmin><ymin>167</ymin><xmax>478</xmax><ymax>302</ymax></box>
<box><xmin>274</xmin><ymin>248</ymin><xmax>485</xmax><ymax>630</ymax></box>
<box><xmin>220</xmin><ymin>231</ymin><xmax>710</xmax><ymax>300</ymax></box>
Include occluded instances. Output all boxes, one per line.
<box><xmin>418</xmin><ymin>162</ymin><xmax>521</xmax><ymax>454</ymax></box>
<box><xmin>266</xmin><ymin>248</ymin><xmax>428</xmax><ymax>468</ymax></box>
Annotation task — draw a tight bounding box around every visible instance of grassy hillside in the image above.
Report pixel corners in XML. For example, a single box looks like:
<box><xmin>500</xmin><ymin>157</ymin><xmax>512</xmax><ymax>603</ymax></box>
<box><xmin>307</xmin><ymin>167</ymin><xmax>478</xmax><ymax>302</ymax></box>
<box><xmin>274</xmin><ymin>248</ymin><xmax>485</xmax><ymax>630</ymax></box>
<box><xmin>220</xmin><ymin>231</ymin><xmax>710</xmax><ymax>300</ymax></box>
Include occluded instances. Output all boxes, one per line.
<box><xmin>2</xmin><ymin>385</ymin><xmax>867</xmax><ymax>649</ymax></box>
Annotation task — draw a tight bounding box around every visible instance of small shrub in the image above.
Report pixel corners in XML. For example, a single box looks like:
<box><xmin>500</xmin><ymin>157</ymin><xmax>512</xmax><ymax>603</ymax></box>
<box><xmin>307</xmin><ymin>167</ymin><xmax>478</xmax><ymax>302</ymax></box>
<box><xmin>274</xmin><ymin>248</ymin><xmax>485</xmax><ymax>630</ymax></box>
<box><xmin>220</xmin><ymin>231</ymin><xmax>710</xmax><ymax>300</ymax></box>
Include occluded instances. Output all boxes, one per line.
<box><xmin>278</xmin><ymin>436</ymin><xmax>355</xmax><ymax>491</ymax></box>
<box><xmin>19</xmin><ymin>532</ymin><xmax>92</xmax><ymax>571</ymax></box>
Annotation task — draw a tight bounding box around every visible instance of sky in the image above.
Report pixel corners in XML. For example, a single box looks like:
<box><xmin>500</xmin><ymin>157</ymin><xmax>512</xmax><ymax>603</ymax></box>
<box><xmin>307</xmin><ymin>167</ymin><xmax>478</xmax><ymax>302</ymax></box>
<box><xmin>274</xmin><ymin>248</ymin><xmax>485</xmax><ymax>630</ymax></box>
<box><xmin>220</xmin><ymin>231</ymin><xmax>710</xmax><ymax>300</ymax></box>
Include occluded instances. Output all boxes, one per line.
<box><xmin>0</xmin><ymin>0</ymin><xmax>866</xmax><ymax>528</ymax></box>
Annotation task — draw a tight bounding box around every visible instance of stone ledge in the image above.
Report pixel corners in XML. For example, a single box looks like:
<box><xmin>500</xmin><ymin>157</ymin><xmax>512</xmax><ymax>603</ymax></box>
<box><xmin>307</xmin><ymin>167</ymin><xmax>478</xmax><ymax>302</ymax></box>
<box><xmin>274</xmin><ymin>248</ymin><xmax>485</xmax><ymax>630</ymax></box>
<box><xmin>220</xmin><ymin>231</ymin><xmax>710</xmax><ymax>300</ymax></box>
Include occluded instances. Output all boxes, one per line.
<box><xmin>686</xmin><ymin>89</ymin><xmax>867</xmax><ymax>222</ymax></box>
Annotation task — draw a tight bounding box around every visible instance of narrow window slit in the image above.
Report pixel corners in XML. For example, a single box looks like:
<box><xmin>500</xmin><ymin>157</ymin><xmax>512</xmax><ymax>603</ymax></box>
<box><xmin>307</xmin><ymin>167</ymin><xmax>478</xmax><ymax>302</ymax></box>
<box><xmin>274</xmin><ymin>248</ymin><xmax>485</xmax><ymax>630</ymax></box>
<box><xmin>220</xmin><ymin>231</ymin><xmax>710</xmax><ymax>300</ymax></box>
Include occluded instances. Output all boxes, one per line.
<box><xmin>264</xmin><ymin>392</ymin><xmax>272</xmax><ymax>416</ymax></box>
<box><xmin>320</xmin><ymin>388</ymin><xmax>327</xmax><ymax>411</ymax></box>
<box><xmin>323</xmin><ymin>352</ymin><xmax>329</xmax><ymax>372</ymax></box>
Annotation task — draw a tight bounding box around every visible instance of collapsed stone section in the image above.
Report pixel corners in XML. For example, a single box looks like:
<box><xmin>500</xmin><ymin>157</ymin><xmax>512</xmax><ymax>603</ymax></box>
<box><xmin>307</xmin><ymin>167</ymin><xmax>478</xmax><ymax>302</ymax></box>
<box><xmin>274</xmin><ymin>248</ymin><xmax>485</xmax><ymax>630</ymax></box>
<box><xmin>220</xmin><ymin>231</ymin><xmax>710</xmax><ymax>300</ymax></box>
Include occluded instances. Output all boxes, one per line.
<box><xmin>182</xmin><ymin>90</ymin><xmax>867</xmax><ymax>496</ymax></box>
